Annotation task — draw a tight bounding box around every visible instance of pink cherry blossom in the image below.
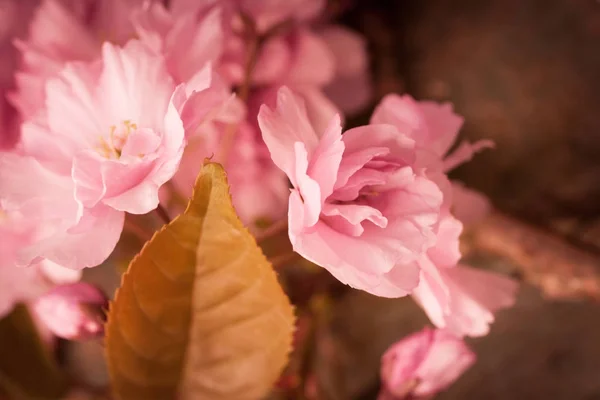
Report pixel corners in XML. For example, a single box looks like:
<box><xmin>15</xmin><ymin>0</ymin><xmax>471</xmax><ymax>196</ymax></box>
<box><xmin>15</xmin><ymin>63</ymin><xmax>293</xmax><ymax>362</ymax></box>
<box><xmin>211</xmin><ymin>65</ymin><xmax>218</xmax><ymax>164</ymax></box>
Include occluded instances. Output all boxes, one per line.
<box><xmin>258</xmin><ymin>86</ymin><xmax>443</xmax><ymax>297</ymax></box>
<box><xmin>133</xmin><ymin>1</ymin><xmax>226</xmax><ymax>84</ymax></box>
<box><xmin>32</xmin><ymin>282</ymin><xmax>108</xmax><ymax>340</ymax></box>
<box><xmin>10</xmin><ymin>0</ymin><xmax>145</xmax><ymax>120</ymax></box>
<box><xmin>320</xmin><ymin>25</ymin><xmax>373</xmax><ymax>114</ymax></box>
<box><xmin>411</xmin><ymin>214</ymin><xmax>518</xmax><ymax>337</ymax></box>
<box><xmin>0</xmin><ymin>0</ymin><xmax>39</xmax><ymax>149</ymax></box>
<box><xmin>24</xmin><ymin>41</ymin><xmax>185</xmax><ymax>216</ymax></box>
<box><xmin>379</xmin><ymin>327</ymin><xmax>475</xmax><ymax>399</ymax></box>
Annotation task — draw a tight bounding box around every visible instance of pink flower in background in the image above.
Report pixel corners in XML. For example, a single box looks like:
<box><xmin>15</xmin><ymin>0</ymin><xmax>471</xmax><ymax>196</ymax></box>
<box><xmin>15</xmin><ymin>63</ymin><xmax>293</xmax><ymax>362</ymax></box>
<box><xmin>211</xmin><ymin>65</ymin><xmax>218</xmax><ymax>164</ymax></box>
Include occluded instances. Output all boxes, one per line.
<box><xmin>379</xmin><ymin>327</ymin><xmax>475</xmax><ymax>399</ymax></box>
<box><xmin>168</xmin><ymin>120</ymin><xmax>288</xmax><ymax>227</ymax></box>
<box><xmin>258</xmin><ymin>87</ymin><xmax>443</xmax><ymax>297</ymax></box>
<box><xmin>0</xmin><ymin>260</ymin><xmax>81</xmax><ymax>319</ymax></box>
<box><xmin>0</xmin><ymin>0</ymin><xmax>39</xmax><ymax>149</ymax></box>
<box><xmin>411</xmin><ymin>214</ymin><xmax>518</xmax><ymax>337</ymax></box>
<box><xmin>10</xmin><ymin>0</ymin><xmax>146</xmax><ymax>121</ymax></box>
<box><xmin>32</xmin><ymin>282</ymin><xmax>108</xmax><ymax>340</ymax></box>
<box><xmin>0</xmin><ymin>194</ymin><xmax>81</xmax><ymax>318</ymax></box>
<box><xmin>133</xmin><ymin>1</ymin><xmax>226</xmax><ymax>84</ymax></box>
<box><xmin>320</xmin><ymin>25</ymin><xmax>373</xmax><ymax>114</ymax></box>
<box><xmin>170</xmin><ymin>0</ymin><xmax>324</xmax><ymax>33</ymax></box>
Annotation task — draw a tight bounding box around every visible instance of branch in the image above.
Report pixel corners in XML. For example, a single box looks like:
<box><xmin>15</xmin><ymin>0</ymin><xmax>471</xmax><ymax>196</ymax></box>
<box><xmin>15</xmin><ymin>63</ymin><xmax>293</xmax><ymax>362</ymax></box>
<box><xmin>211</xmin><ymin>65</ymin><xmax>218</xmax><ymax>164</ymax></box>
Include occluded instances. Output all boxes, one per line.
<box><xmin>466</xmin><ymin>212</ymin><xmax>600</xmax><ymax>301</ymax></box>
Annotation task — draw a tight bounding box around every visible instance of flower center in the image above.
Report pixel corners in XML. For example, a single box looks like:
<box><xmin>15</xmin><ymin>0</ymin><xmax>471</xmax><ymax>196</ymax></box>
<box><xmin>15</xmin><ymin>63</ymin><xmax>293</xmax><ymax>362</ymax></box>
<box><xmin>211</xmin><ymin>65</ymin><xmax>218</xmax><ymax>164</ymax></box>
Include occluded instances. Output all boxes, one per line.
<box><xmin>97</xmin><ymin>120</ymin><xmax>138</xmax><ymax>159</ymax></box>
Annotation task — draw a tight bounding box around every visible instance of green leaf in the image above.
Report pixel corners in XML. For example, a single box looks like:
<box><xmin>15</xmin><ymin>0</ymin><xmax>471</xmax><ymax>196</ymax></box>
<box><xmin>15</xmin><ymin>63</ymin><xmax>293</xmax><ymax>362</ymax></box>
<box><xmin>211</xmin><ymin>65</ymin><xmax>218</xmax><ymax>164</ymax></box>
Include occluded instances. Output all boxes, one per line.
<box><xmin>0</xmin><ymin>304</ymin><xmax>68</xmax><ymax>400</ymax></box>
<box><xmin>105</xmin><ymin>162</ymin><xmax>295</xmax><ymax>400</ymax></box>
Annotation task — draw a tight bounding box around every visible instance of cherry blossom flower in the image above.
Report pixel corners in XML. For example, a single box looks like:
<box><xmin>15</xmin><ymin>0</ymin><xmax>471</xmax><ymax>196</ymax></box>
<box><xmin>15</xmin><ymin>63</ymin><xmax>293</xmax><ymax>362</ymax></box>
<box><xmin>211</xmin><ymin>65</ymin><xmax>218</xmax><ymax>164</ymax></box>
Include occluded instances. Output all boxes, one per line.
<box><xmin>370</xmin><ymin>93</ymin><xmax>517</xmax><ymax>335</ymax></box>
<box><xmin>320</xmin><ymin>25</ymin><xmax>373</xmax><ymax>115</ymax></box>
<box><xmin>258</xmin><ymin>86</ymin><xmax>443</xmax><ymax>297</ymax></box>
<box><xmin>10</xmin><ymin>0</ymin><xmax>146</xmax><ymax>120</ymax></box>
<box><xmin>379</xmin><ymin>327</ymin><xmax>475</xmax><ymax>399</ymax></box>
<box><xmin>170</xmin><ymin>0</ymin><xmax>325</xmax><ymax>33</ymax></box>
<box><xmin>133</xmin><ymin>1</ymin><xmax>226</xmax><ymax>84</ymax></box>
<box><xmin>32</xmin><ymin>282</ymin><xmax>108</xmax><ymax>340</ymax></box>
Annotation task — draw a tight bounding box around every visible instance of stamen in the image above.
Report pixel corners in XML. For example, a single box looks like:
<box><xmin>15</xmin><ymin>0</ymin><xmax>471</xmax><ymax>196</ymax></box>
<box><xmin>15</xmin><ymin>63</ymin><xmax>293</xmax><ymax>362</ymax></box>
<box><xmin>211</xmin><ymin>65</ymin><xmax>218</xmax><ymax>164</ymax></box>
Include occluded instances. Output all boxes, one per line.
<box><xmin>96</xmin><ymin>120</ymin><xmax>138</xmax><ymax>159</ymax></box>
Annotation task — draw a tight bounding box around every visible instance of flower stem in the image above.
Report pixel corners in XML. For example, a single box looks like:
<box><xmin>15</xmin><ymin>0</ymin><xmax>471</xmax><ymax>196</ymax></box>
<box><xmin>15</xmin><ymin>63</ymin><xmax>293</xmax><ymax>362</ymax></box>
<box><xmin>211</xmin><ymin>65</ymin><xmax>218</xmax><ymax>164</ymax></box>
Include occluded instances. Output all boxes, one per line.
<box><xmin>256</xmin><ymin>219</ymin><xmax>289</xmax><ymax>243</ymax></box>
<box><xmin>216</xmin><ymin>14</ymin><xmax>260</xmax><ymax>163</ymax></box>
<box><xmin>270</xmin><ymin>252</ymin><xmax>298</xmax><ymax>269</ymax></box>
<box><xmin>124</xmin><ymin>219</ymin><xmax>151</xmax><ymax>242</ymax></box>
<box><xmin>155</xmin><ymin>204</ymin><xmax>171</xmax><ymax>225</ymax></box>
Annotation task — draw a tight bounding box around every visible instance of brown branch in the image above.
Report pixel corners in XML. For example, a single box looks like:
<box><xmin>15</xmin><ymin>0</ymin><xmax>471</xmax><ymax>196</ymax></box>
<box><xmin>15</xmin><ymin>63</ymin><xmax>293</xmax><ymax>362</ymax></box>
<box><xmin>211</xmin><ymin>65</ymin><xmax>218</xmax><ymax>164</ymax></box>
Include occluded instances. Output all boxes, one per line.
<box><xmin>467</xmin><ymin>211</ymin><xmax>600</xmax><ymax>301</ymax></box>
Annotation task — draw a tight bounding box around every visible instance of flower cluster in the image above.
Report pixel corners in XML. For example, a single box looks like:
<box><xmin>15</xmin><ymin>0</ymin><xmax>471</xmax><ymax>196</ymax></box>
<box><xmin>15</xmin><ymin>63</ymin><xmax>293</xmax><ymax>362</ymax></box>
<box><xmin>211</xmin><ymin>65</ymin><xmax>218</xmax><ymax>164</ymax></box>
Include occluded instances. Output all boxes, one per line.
<box><xmin>0</xmin><ymin>0</ymin><xmax>518</xmax><ymax>396</ymax></box>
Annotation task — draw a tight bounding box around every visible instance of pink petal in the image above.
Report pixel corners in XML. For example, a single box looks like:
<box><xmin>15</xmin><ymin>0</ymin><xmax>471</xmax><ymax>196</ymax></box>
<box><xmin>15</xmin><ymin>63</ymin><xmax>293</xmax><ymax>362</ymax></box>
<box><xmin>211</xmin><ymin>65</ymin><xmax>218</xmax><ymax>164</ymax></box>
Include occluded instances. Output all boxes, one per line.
<box><xmin>286</xmin><ymin>29</ymin><xmax>335</xmax><ymax>86</ymax></box>
<box><xmin>293</xmin><ymin>142</ymin><xmax>322</xmax><ymax>228</ymax></box>
<box><xmin>371</xmin><ymin>95</ymin><xmax>430</xmax><ymax>145</ymax></box>
<box><xmin>291</xmin><ymin>220</ymin><xmax>420</xmax><ymax>297</ymax></box>
<box><xmin>97</xmin><ymin>41</ymin><xmax>175</xmax><ymax>130</ymax></box>
<box><xmin>258</xmin><ymin>86</ymin><xmax>319</xmax><ymax>183</ymax></box>
<box><xmin>320</xmin><ymin>25</ymin><xmax>372</xmax><ymax>114</ymax></box>
<box><xmin>450</xmin><ymin>181</ymin><xmax>492</xmax><ymax>225</ymax></box>
<box><xmin>306</xmin><ymin>114</ymin><xmax>344</xmax><ymax>201</ymax></box>
<box><xmin>418</xmin><ymin>101</ymin><xmax>464</xmax><ymax>156</ymax></box>
<box><xmin>413</xmin><ymin>329</ymin><xmax>476</xmax><ymax>396</ymax></box>
<box><xmin>380</xmin><ymin>327</ymin><xmax>475</xmax><ymax>398</ymax></box>
<box><xmin>164</xmin><ymin>6</ymin><xmax>224</xmax><ymax>83</ymax></box>
<box><xmin>32</xmin><ymin>282</ymin><xmax>107</xmax><ymax>340</ymax></box>
<box><xmin>342</xmin><ymin>124</ymin><xmax>416</xmax><ymax>167</ymax></box>
<box><xmin>427</xmin><ymin>214</ymin><xmax>463</xmax><ymax>269</ymax></box>
<box><xmin>443</xmin><ymin>139</ymin><xmax>494</xmax><ymax>172</ymax></box>
<box><xmin>33</xmin><ymin>205</ymin><xmax>124</xmax><ymax>270</ymax></box>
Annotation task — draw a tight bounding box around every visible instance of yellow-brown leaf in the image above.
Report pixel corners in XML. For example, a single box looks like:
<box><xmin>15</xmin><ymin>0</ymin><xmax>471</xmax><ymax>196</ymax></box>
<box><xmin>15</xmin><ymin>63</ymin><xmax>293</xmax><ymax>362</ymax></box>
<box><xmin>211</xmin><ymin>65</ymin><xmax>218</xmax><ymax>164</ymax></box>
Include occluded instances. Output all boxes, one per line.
<box><xmin>105</xmin><ymin>162</ymin><xmax>295</xmax><ymax>400</ymax></box>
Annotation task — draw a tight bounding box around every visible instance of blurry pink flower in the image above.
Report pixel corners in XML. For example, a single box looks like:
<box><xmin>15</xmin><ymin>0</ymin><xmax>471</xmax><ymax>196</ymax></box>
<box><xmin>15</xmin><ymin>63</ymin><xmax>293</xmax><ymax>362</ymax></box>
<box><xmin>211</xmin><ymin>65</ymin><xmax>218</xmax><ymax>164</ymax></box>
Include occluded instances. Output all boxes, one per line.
<box><xmin>0</xmin><ymin>0</ymin><xmax>39</xmax><ymax>149</ymax></box>
<box><xmin>411</xmin><ymin>214</ymin><xmax>518</xmax><ymax>337</ymax></box>
<box><xmin>223</xmin><ymin>26</ymin><xmax>335</xmax><ymax>90</ymax></box>
<box><xmin>171</xmin><ymin>0</ymin><xmax>325</xmax><ymax>33</ymax></box>
<box><xmin>0</xmin><ymin>154</ymin><xmax>123</xmax><ymax>270</ymax></box>
<box><xmin>11</xmin><ymin>0</ymin><xmax>145</xmax><ymax>120</ymax></box>
<box><xmin>0</xmin><ymin>259</ymin><xmax>80</xmax><ymax>319</ymax></box>
<box><xmin>258</xmin><ymin>87</ymin><xmax>443</xmax><ymax>297</ymax></box>
<box><xmin>379</xmin><ymin>327</ymin><xmax>475</xmax><ymax>399</ymax></box>
<box><xmin>32</xmin><ymin>282</ymin><xmax>108</xmax><ymax>340</ymax></box>
<box><xmin>0</xmin><ymin>197</ymin><xmax>81</xmax><ymax>317</ymax></box>
<box><xmin>133</xmin><ymin>1</ymin><xmax>226</xmax><ymax>84</ymax></box>
<box><xmin>320</xmin><ymin>25</ymin><xmax>373</xmax><ymax>114</ymax></box>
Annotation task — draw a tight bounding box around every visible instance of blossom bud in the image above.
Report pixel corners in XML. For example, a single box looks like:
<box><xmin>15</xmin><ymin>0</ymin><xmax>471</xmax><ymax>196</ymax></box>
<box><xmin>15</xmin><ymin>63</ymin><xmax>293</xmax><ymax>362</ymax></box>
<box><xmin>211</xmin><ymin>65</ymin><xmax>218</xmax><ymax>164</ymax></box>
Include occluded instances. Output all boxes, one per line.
<box><xmin>379</xmin><ymin>327</ymin><xmax>475</xmax><ymax>399</ymax></box>
<box><xmin>32</xmin><ymin>283</ymin><xmax>108</xmax><ymax>340</ymax></box>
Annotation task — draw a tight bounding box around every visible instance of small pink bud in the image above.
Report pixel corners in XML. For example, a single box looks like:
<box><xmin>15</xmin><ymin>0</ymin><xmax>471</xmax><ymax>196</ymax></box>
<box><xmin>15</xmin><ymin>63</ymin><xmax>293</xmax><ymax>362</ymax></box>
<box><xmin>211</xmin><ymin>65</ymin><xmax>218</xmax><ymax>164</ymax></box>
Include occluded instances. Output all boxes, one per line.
<box><xmin>379</xmin><ymin>327</ymin><xmax>475</xmax><ymax>399</ymax></box>
<box><xmin>32</xmin><ymin>283</ymin><xmax>108</xmax><ymax>340</ymax></box>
